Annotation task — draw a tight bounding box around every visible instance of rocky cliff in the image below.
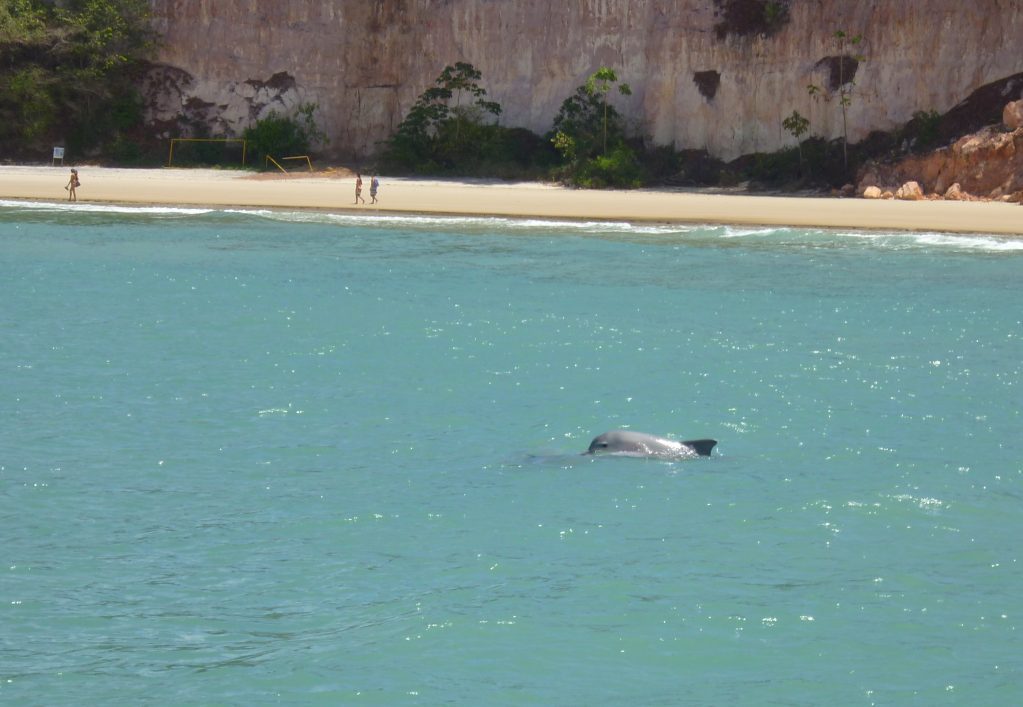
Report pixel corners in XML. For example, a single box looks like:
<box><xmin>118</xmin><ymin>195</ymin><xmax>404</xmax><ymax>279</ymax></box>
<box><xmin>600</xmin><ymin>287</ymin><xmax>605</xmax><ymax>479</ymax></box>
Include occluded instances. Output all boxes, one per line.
<box><xmin>858</xmin><ymin>99</ymin><xmax>1023</xmax><ymax>203</ymax></box>
<box><xmin>145</xmin><ymin>0</ymin><xmax>1023</xmax><ymax>161</ymax></box>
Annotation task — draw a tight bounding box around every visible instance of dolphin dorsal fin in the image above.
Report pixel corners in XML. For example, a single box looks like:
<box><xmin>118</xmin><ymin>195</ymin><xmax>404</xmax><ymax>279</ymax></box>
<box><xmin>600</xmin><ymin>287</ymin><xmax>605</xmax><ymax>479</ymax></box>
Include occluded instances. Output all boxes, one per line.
<box><xmin>683</xmin><ymin>439</ymin><xmax>717</xmax><ymax>457</ymax></box>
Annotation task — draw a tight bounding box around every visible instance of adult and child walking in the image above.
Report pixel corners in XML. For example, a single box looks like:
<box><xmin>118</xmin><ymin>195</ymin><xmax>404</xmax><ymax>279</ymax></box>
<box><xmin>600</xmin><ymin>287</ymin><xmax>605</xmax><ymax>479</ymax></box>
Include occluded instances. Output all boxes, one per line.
<box><xmin>355</xmin><ymin>173</ymin><xmax>379</xmax><ymax>205</ymax></box>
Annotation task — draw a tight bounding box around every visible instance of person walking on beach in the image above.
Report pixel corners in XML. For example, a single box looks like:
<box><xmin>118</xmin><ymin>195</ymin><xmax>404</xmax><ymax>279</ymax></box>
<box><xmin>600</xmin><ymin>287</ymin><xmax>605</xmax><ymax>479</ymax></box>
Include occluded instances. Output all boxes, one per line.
<box><xmin>369</xmin><ymin>175</ymin><xmax>379</xmax><ymax>204</ymax></box>
<box><xmin>65</xmin><ymin>168</ymin><xmax>79</xmax><ymax>201</ymax></box>
<box><xmin>355</xmin><ymin>173</ymin><xmax>365</xmax><ymax>204</ymax></box>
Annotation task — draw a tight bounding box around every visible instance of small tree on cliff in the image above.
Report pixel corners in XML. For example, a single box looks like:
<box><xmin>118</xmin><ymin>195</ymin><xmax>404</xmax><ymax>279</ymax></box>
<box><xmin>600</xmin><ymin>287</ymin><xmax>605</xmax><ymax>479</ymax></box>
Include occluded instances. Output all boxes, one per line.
<box><xmin>808</xmin><ymin>29</ymin><xmax>865</xmax><ymax>172</ymax></box>
<box><xmin>550</xmin><ymin>67</ymin><xmax>632</xmax><ymax>162</ymax></box>
<box><xmin>833</xmin><ymin>30</ymin><xmax>864</xmax><ymax>171</ymax></box>
<box><xmin>782</xmin><ymin>109</ymin><xmax>810</xmax><ymax>174</ymax></box>
<box><xmin>434</xmin><ymin>62</ymin><xmax>502</xmax><ymax>147</ymax></box>
<box><xmin>386</xmin><ymin>62</ymin><xmax>502</xmax><ymax>170</ymax></box>
<box><xmin>588</xmin><ymin>67</ymin><xmax>632</xmax><ymax>155</ymax></box>
<box><xmin>549</xmin><ymin>67</ymin><xmax>639</xmax><ymax>187</ymax></box>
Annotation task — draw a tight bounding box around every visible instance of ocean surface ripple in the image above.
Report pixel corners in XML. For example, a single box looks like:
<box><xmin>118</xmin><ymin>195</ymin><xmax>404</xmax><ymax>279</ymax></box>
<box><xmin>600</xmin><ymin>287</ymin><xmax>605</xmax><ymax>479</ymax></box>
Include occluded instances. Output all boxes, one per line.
<box><xmin>2</xmin><ymin>203</ymin><xmax>1020</xmax><ymax>704</ymax></box>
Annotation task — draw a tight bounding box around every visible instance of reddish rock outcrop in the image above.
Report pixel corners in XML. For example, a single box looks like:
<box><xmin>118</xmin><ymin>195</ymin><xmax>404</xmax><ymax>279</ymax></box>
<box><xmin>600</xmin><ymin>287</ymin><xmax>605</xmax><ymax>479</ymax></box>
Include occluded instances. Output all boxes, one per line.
<box><xmin>858</xmin><ymin>104</ymin><xmax>1023</xmax><ymax>201</ymax></box>
<box><xmin>894</xmin><ymin>181</ymin><xmax>923</xmax><ymax>200</ymax></box>
<box><xmin>943</xmin><ymin>183</ymin><xmax>966</xmax><ymax>200</ymax></box>
<box><xmin>1004</xmin><ymin>100</ymin><xmax>1023</xmax><ymax>130</ymax></box>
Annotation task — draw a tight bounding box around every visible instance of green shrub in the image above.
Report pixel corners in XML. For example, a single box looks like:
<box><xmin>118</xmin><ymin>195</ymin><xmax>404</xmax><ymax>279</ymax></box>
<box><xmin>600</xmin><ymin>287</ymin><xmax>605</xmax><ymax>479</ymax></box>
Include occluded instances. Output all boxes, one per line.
<box><xmin>243</xmin><ymin>103</ymin><xmax>326</xmax><ymax>167</ymax></box>
<box><xmin>107</xmin><ymin>137</ymin><xmax>144</xmax><ymax>164</ymax></box>
<box><xmin>906</xmin><ymin>109</ymin><xmax>942</xmax><ymax>152</ymax></box>
<box><xmin>571</xmin><ymin>145</ymin><xmax>643</xmax><ymax>188</ymax></box>
<box><xmin>639</xmin><ymin>144</ymin><xmax>683</xmax><ymax>183</ymax></box>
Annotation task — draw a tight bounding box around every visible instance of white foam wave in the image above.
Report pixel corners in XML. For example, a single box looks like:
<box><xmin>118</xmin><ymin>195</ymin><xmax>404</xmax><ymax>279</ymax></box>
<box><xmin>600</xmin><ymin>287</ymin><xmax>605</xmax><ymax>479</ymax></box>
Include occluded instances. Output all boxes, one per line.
<box><xmin>249</xmin><ymin>209</ymin><xmax>703</xmax><ymax>236</ymax></box>
<box><xmin>3</xmin><ymin>198</ymin><xmax>1019</xmax><ymax>251</ymax></box>
<box><xmin>0</xmin><ymin>198</ymin><xmax>697</xmax><ymax>235</ymax></box>
<box><xmin>0</xmin><ymin>199</ymin><xmax>214</xmax><ymax>216</ymax></box>
<box><xmin>720</xmin><ymin>225</ymin><xmax>779</xmax><ymax>238</ymax></box>
<box><xmin>910</xmin><ymin>232</ymin><xmax>1023</xmax><ymax>251</ymax></box>
<box><xmin>829</xmin><ymin>229</ymin><xmax>1023</xmax><ymax>252</ymax></box>
<box><xmin>712</xmin><ymin>225</ymin><xmax>1023</xmax><ymax>253</ymax></box>
<box><xmin>320</xmin><ymin>214</ymin><xmax>706</xmax><ymax>238</ymax></box>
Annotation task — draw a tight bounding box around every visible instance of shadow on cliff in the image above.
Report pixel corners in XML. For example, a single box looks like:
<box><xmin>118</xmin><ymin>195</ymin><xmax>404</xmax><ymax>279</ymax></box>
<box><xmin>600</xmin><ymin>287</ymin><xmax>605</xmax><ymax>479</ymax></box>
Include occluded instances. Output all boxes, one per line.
<box><xmin>663</xmin><ymin>72</ymin><xmax>1023</xmax><ymax>195</ymax></box>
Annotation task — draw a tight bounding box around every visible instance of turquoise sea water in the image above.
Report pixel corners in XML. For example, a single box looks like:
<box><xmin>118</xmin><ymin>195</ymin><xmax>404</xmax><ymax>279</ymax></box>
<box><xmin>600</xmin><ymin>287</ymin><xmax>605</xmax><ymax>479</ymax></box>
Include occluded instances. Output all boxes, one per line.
<box><xmin>2</xmin><ymin>200</ymin><xmax>1021</xmax><ymax>705</ymax></box>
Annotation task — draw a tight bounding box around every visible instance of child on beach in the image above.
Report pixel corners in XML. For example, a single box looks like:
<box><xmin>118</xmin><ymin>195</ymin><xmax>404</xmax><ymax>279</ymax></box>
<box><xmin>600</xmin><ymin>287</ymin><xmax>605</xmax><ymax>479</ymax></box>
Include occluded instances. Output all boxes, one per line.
<box><xmin>370</xmin><ymin>175</ymin><xmax>379</xmax><ymax>204</ymax></box>
<box><xmin>355</xmin><ymin>174</ymin><xmax>365</xmax><ymax>204</ymax></box>
<box><xmin>65</xmin><ymin>168</ymin><xmax>79</xmax><ymax>201</ymax></box>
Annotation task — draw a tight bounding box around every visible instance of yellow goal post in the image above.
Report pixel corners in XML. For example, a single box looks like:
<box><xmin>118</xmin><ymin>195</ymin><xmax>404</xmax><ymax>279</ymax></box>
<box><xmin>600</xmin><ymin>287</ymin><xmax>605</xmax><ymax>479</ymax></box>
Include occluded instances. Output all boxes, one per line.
<box><xmin>281</xmin><ymin>155</ymin><xmax>314</xmax><ymax>171</ymax></box>
<box><xmin>167</xmin><ymin>138</ymin><xmax>248</xmax><ymax>167</ymax></box>
<box><xmin>265</xmin><ymin>155</ymin><xmax>314</xmax><ymax>173</ymax></box>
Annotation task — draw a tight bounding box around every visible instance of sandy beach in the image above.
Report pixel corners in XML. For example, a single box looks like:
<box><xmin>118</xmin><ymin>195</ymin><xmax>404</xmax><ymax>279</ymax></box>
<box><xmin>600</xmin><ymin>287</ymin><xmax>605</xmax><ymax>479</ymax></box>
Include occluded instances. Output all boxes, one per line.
<box><xmin>1</xmin><ymin>165</ymin><xmax>1020</xmax><ymax>236</ymax></box>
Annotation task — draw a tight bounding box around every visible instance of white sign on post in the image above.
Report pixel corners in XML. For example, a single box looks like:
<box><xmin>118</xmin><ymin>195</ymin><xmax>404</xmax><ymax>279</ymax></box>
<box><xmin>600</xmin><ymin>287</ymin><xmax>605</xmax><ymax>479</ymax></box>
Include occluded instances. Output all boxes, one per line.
<box><xmin>52</xmin><ymin>147</ymin><xmax>65</xmax><ymax>165</ymax></box>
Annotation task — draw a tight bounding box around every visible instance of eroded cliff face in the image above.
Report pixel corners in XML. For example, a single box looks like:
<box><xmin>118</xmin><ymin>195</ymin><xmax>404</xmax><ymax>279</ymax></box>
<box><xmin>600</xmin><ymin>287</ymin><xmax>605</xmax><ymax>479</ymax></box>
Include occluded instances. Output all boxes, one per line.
<box><xmin>145</xmin><ymin>0</ymin><xmax>1023</xmax><ymax>161</ymax></box>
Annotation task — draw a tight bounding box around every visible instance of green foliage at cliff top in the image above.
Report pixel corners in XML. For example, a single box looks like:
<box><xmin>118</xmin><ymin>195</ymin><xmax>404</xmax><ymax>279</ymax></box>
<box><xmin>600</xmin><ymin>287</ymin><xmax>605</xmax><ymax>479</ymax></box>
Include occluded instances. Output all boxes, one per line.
<box><xmin>0</xmin><ymin>0</ymin><xmax>156</xmax><ymax>157</ymax></box>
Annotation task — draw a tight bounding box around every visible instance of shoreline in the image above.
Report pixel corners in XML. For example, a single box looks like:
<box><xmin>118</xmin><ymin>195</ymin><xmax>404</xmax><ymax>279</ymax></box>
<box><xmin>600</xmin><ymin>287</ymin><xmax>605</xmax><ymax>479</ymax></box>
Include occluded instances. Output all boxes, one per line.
<box><xmin>2</xmin><ymin>165</ymin><xmax>1021</xmax><ymax>236</ymax></box>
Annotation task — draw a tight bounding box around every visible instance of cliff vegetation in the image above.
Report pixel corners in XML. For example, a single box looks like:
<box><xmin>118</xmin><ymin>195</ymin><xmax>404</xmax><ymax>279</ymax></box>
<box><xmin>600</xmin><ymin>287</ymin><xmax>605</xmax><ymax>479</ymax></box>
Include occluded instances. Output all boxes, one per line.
<box><xmin>0</xmin><ymin>0</ymin><xmax>155</xmax><ymax>160</ymax></box>
<box><xmin>378</xmin><ymin>61</ymin><xmax>1023</xmax><ymax>194</ymax></box>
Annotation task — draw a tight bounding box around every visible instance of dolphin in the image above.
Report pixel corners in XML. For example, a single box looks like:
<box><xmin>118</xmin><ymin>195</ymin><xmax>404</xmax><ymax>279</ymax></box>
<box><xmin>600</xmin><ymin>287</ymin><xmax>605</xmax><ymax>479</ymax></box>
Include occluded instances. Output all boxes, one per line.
<box><xmin>584</xmin><ymin>429</ymin><xmax>717</xmax><ymax>460</ymax></box>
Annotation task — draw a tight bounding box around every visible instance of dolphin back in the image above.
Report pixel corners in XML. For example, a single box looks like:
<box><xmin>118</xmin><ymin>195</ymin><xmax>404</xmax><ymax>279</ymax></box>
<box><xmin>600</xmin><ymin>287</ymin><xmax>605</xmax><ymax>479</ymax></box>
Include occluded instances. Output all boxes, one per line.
<box><xmin>585</xmin><ymin>429</ymin><xmax>718</xmax><ymax>459</ymax></box>
<box><xmin>682</xmin><ymin>439</ymin><xmax>717</xmax><ymax>457</ymax></box>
